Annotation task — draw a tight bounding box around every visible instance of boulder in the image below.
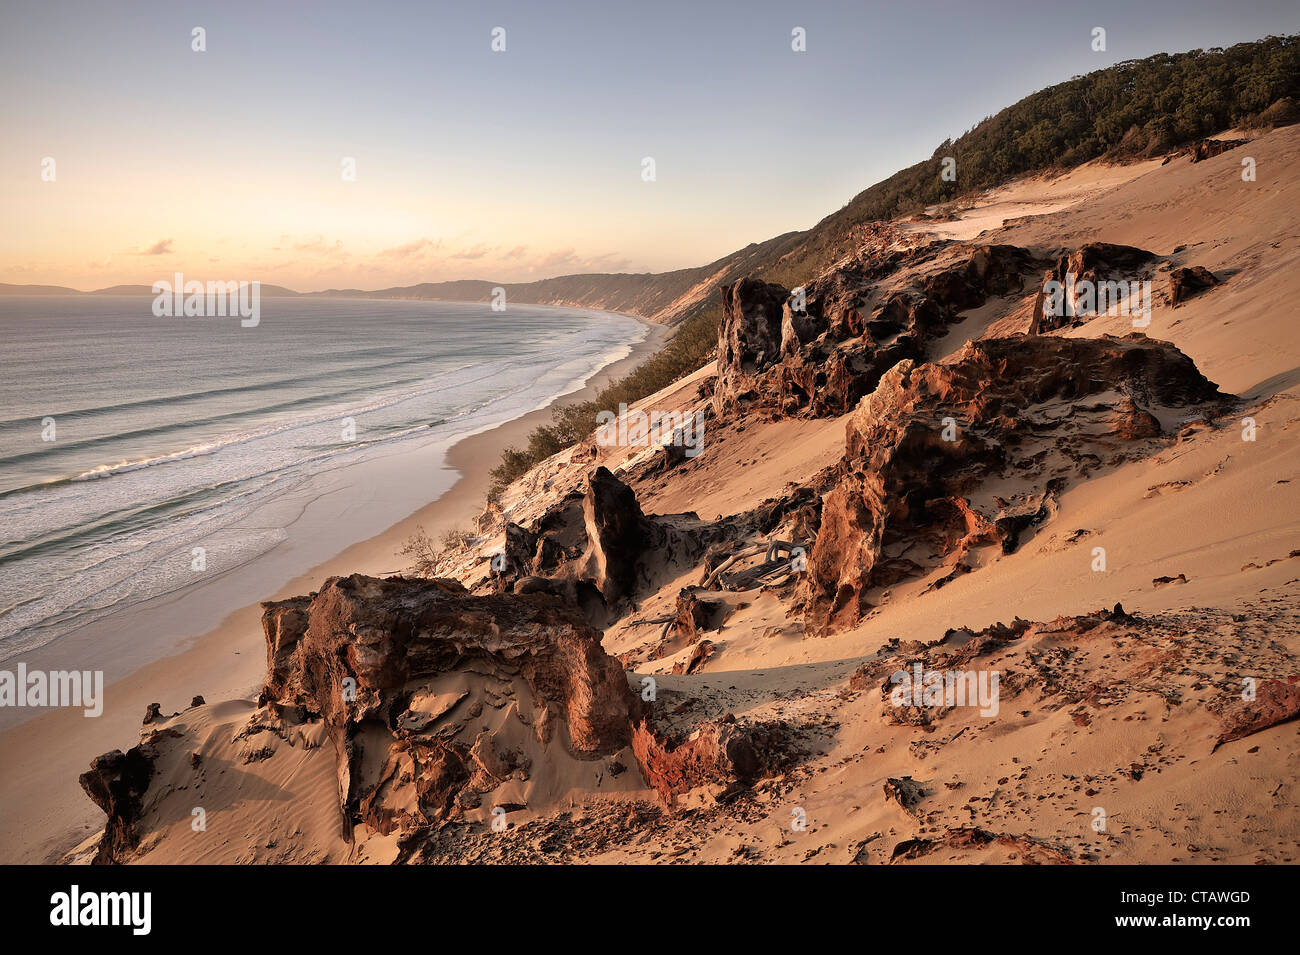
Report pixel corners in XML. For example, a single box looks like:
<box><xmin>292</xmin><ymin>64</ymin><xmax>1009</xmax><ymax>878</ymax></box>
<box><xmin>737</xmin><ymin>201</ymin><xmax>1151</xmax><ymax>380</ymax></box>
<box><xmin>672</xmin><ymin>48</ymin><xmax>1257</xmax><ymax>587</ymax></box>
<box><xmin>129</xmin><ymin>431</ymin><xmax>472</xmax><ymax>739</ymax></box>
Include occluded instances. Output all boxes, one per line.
<box><xmin>1169</xmin><ymin>265</ymin><xmax>1220</xmax><ymax>307</ymax></box>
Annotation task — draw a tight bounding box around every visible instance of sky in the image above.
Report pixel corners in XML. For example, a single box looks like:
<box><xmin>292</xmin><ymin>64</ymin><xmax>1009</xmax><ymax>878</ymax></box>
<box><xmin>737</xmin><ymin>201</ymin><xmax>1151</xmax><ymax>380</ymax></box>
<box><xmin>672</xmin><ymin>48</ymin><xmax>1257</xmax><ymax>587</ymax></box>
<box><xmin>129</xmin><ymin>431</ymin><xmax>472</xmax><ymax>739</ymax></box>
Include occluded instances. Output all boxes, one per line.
<box><xmin>1</xmin><ymin>0</ymin><xmax>1297</xmax><ymax>292</ymax></box>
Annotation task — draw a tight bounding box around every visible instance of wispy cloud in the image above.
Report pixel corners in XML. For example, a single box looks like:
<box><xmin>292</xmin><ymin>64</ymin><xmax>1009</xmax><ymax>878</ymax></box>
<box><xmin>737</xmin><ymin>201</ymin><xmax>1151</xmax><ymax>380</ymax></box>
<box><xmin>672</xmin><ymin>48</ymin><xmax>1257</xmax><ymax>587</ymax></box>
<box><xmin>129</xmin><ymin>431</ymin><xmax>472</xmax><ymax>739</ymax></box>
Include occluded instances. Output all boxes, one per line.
<box><xmin>126</xmin><ymin>238</ymin><xmax>173</xmax><ymax>256</ymax></box>
<box><xmin>378</xmin><ymin>237</ymin><xmax>441</xmax><ymax>259</ymax></box>
<box><xmin>450</xmin><ymin>243</ymin><xmax>491</xmax><ymax>260</ymax></box>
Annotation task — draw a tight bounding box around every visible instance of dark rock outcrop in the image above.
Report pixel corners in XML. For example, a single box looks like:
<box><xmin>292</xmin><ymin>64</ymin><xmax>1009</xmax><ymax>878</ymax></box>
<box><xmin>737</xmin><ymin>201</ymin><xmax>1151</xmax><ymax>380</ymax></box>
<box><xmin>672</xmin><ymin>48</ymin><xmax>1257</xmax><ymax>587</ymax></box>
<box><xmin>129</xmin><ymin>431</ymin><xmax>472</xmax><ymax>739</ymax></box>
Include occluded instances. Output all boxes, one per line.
<box><xmin>799</xmin><ymin>334</ymin><xmax>1229</xmax><ymax>631</ymax></box>
<box><xmin>713</xmin><ymin>278</ymin><xmax>792</xmax><ymax>417</ymax></box>
<box><xmin>78</xmin><ymin>739</ymin><xmax>170</xmax><ymax>865</ymax></box>
<box><xmin>578</xmin><ymin>467</ymin><xmax>653</xmax><ymax>604</ymax></box>
<box><xmin>258</xmin><ymin>574</ymin><xmax>638</xmax><ymax>837</ymax></box>
<box><xmin>1190</xmin><ymin>138</ymin><xmax>1248</xmax><ymax>162</ymax></box>
<box><xmin>1169</xmin><ymin>265</ymin><xmax>1220</xmax><ymax>307</ymax></box>
<box><xmin>1030</xmin><ymin>243</ymin><xmax>1156</xmax><ymax>333</ymax></box>
<box><xmin>713</xmin><ymin>244</ymin><xmax>1040</xmax><ymax>420</ymax></box>
<box><xmin>495</xmin><ymin>468</ymin><xmax>727</xmax><ymax>622</ymax></box>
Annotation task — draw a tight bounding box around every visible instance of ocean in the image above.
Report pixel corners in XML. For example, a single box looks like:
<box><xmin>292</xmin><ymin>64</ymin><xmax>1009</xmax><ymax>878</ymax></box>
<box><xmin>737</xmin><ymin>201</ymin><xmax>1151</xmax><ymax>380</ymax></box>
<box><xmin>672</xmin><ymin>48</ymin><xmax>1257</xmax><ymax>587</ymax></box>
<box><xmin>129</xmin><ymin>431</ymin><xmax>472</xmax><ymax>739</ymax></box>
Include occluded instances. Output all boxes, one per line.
<box><xmin>0</xmin><ymin>295</ymin><xmax>644</xmax><ymax>661</ymax></box>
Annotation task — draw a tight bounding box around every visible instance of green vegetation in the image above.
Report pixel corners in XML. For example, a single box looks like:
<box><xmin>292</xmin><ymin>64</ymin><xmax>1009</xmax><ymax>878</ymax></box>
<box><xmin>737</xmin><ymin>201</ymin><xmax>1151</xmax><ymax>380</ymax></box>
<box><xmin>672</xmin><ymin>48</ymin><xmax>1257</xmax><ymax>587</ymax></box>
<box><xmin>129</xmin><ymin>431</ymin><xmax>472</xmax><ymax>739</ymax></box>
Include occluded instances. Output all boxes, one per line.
<box><xmin>488</xmin><ymin>302</ymin><xmax>721</xmax><ymax>498</ymax></box>
<box><xmin>764</xmin><ymin>36</ymin><xmax>1300</xmax><ymax>286</ymax></box>
<box><xmin>487</xmin><ymin>37</ymin><xmax>1299</xmax><ymax>497</ymax></box>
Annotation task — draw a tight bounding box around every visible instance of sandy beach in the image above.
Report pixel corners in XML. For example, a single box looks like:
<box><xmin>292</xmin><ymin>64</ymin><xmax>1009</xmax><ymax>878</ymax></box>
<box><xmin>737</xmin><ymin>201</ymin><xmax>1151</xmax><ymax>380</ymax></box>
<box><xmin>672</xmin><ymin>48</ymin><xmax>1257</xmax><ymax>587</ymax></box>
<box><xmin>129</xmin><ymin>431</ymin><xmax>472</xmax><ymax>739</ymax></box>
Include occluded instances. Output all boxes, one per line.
<box><xmin>0</xmin><ymin>311</ymin><xmax>668</xmax><ymax>864</ymax></box>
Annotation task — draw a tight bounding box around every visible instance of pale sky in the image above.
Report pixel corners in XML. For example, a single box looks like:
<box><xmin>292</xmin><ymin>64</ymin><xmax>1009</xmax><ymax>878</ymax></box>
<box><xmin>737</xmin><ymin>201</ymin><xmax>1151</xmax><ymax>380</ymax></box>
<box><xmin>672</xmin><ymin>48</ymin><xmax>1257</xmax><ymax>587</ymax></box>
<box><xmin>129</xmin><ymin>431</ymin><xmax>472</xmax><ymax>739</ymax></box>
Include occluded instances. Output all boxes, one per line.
<box><xmin>2</xmin><ymin>0</ymin><xmax>1297</xmax><ymax>291</ymax></box>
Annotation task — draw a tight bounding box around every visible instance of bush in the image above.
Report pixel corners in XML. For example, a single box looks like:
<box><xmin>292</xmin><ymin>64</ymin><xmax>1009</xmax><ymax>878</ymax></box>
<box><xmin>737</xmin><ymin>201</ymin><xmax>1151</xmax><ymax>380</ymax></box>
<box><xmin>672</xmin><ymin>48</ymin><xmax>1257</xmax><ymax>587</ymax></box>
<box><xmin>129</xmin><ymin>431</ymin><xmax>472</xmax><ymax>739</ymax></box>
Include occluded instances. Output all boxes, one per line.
<box><xmin>488</xmin><ymin>302</ymin><xmax>723</xmax><ymax>497</ymax></box>
<box><xmin>399</xmin><ymin>525</ymin><xmax>475</xmax><ymax>577</ymax></box>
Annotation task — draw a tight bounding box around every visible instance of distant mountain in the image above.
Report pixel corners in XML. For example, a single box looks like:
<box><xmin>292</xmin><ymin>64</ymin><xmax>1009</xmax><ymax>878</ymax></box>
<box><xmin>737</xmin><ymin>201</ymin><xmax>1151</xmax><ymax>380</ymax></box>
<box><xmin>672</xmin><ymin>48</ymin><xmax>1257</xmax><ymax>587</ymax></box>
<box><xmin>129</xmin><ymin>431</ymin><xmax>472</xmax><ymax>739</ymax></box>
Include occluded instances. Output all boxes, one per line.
<box><xmin>0</xmin><ymin>282</ymin><xmax>301</xmax><ymax>297</ymax></box>
<box><xmin>304</xmin><ymin>237</ymin><xmax>804</xmax><ymax>325</ymax></box>
<box><xmin>0</xmin><ymin>282</ymin><xmax>82</xmax><ymax>295</ymax></box>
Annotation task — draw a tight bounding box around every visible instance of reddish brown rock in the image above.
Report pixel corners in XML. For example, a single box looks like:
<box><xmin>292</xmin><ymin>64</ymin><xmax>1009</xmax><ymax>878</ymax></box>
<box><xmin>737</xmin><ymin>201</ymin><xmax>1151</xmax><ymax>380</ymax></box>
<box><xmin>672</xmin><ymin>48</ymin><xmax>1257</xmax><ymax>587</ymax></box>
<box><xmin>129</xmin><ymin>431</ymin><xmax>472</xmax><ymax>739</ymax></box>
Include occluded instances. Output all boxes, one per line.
<box><xmin>631</xmin><ymin>716</ymin><xmax>796</xmax><ymax>798</ymax></box>
<box><xmin>1169</xmin><ymin>265</ymin><xmax>1220</xmax><ymax>306</ymax></box>
<box><xmin>1030</xmin><ymin>243</ymin><xmax>1156</xmax><ymax>333</ymax></box>
<box><xmin>799</xmin><ymin>335</ymin><xmax>1228</xmax><ymax>631</ymax></box>
<box><xmin>258</xmin><ymin>573</ymin><xmax>638</xmax><ymax>836</ymax></box>
<box><xmin>713</xmin><ymin>278</ymin><xmax>791</xmax><ymax>416</ymax></box>
<box><xmin>714</xmin><ymin>244</ymin><xmax>1039</xmax><ymax>420</ymax></box>
<box><xmin>672</xmin><ymin>587</ymin><xmax>731</xmax><ymax>640</ymax></box>
<box><xmin>672</xmin><ymin>639</ymin><xmax>716</xmax><ymax>675</ymax></box>
<box><xmin>1215</xmin><ymin>676</ymin><xmax>1300</xmax><ymax>749</ymax></box>
<box><xmin>78</xmin><ymin>734</ymin><xmax>175</xmax><ymax>865</ymax></box>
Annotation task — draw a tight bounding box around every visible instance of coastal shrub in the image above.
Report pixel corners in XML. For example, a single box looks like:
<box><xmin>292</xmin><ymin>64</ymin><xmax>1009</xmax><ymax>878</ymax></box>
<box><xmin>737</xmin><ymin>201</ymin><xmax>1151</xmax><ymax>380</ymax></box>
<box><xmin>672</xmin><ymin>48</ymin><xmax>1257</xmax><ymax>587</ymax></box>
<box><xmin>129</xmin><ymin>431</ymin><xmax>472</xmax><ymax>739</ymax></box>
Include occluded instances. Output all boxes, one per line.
<box><xmin>400</xmin><ymin>525</ymin><xmax>476</xmax><ymax>576</ymax></box>
<box><xmin>488</xmin><ymin>301</ymin><xmax>723</xmax><ymax>496</ymax></box>
<box><xmin>400</xmin><ymin>526</ymin><xmax>439</xmax><ymax>576</ymax></box>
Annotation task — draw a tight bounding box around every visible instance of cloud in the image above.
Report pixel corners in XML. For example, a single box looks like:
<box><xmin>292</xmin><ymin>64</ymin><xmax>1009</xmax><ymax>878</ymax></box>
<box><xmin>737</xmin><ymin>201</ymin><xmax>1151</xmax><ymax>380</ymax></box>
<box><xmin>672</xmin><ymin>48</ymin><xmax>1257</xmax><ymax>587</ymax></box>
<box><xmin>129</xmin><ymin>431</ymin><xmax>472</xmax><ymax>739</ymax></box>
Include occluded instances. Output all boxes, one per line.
<box><xmin>273</xmin><ymin>234</ymin><xmax>348</xmax><ymax>257</ymax></box>
<box><xmin>532</xmin><ymin>247</ymin><xmax>581</xmax><ymax>272</ymax></box>
<box><xmin>586</xmin><ymin>251</ymin><xmax>633</xmax><ymax>272</ymax></box>
<box><xmin>129</xmin><ymin>238</ymin><xmax>173</xmax><ymax>256</ymax></box>
<box><xmin>503</xmin><ymin>245</ymin><xmax>529</xmax><ymax>259</ymax></box>
<box><xmin>526</xmin><ymin>247</ymin><xmax>631</xmax><ymax>275</ymax></box>
<box><xmin>450</xmin><ymin>243</ymin><xmax>491</xmax><ymax>260</ymax></box>
<box><xmin>378</xmin><ymin>237</ymin><xmax>441</xmax><ymax>259</ymax></box>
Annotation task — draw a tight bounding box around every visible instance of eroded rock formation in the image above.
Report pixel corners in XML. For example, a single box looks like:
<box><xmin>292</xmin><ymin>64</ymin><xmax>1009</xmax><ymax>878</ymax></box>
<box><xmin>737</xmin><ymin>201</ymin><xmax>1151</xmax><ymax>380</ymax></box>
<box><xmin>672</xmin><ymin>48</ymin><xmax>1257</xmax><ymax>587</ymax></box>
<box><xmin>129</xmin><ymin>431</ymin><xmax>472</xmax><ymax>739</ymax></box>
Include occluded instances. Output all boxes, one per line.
<box><xmin>713</xmin><ymin>243</ymin><xmax>1040</xmax><ymax>420</ymax></box>
<box><xmin>800</xmin><ymin>334</ymin><xmax>1229</xmax><ymax>631</ymax></box>
<box><xmin>78</xmin><ymin>734</ymin><xmax>174</xmax><ymax>866</ymax></box>
<box><xmin>1169</xmin><ymin>265</ymin><xmax>1221</xmax><ymax>306</ymax></box>
<box><xmin>1029</xmin><ymin>243</ymin><xmax>1156</xmax><ymax>334</ymax></box>
<box><xmin>255</xmin><ymin>573</ymin><xmax>639</xmax><ymax>838</ymax></box>
<box><xmin>631</xmin><ymin>715</ymin><xmax>798</xmax><ymax>799</ymax></box>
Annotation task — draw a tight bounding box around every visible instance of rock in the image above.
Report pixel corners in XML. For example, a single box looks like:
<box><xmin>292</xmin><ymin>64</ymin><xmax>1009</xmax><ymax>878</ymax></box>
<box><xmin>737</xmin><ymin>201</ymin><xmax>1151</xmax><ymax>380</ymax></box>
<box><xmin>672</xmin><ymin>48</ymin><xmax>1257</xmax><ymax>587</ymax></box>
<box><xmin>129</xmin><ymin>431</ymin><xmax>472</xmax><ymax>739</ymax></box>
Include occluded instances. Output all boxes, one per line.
<box><xmin>78</xmin><ymin>736</ymin><xmax>173</xmax><ymax>865</ymax></box>
<box><xmin>713</xmin><ymin>278</ymin><xmax>792</xmax><ymax>417</ymax></box>
<box><xmin>884</xmin><ymin>776</ymin><xmax>927</xmax><ymax>818</ymax></box>
<box><xmin>631</xmin><ymin>717</ymin><xmax>797</xmax><ymax>798</ymax></box>
<box><xmin>496</xmin><ymin>522</ymin><xmax>538</xmax><ymax>588</ymax></box>
<box><xmin>799</xmin><ymin>335</ymin><xmax>1228</xmax><ymax>631</ymax></box>
<box><xmin>1190</xmin><ymin>138</ymin><xmax>1248</xmax><ymax>162</ymax></box>
<box><xmin>578</xmin><ymin>467</ymin><xmax>652</xmax><ymax>605</ymax></box>
<box><xmin>256</xmin><ymin>573</ymin><xmax>638</xmax><ymax>837</ymax></box>
<box><xmin>513</xmin><ymin>575</ymin><xmax>560</xmax><ymax>596</ymax></box>
<box><xmin>142</xmin><ymin>702</ymin><xmax>162</xmax><ymax>725</ymax></box>
<box><xmin>1215</xmin><ymin>676</ymin><xmax>1300</xmax><ymax>749</ymax></box>
<box><xmin>889</xmin><ymin>826</ymin><xmax>1072</xmax><ymax>864</ymax></box>
<box><xmin>190</xmin><ymin>695</ymin><xmax>205</xmax><ymax>708</ymax></box>
<box><xmin>713</xmin><ymin>244</ymin><xmax>1040</xmax><ymax>421</ymax></box>
<box><xmin>672</xmin><ymin>588</ymin><xmax>730</xmax><ymax>639</ymax></box>
<box><xmin>672</xmin><ymin>639</ymin><xmax>716</xmax><ymax>675</ymax></box>
<box><xmin>1169</xmin><ymin>265</ymin><xmax>1219</xmax><ymax>306</ymax></box>
<box><xmin>260</xmin><ymin>594</ymin><xmax>311</xmax><ymax>704</ymax></box>
<box><xmin>1030</xmin><ymin>243</ymin><xmax>1156</xmax><ymax>333</ymax></box>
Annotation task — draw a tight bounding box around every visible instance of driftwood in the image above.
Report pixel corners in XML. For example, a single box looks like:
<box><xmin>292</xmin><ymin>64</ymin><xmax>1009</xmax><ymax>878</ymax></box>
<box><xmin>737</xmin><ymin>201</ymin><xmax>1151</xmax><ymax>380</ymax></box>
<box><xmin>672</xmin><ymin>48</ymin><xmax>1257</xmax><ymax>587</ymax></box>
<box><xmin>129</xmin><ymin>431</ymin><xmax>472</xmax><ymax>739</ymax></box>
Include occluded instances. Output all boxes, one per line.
<box><xmin>699</xmin><ymin>544</ymin><xmax>766</xmax><ymax>589</ymax></box>
<box><xmin>701</xmin><ymin>539</ymin><xmax>814</xmax><ymax>591</ymax></box>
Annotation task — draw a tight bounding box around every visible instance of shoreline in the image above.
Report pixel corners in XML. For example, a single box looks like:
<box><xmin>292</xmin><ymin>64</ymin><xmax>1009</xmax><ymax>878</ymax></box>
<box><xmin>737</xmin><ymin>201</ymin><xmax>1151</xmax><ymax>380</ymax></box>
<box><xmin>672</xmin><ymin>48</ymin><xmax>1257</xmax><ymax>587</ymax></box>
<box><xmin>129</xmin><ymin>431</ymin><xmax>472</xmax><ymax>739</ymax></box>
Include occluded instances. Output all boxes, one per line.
<box><xmin>0</xmin><ymin>310</ymin><xmax>669</xmax><ymax>864</ymax></box>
